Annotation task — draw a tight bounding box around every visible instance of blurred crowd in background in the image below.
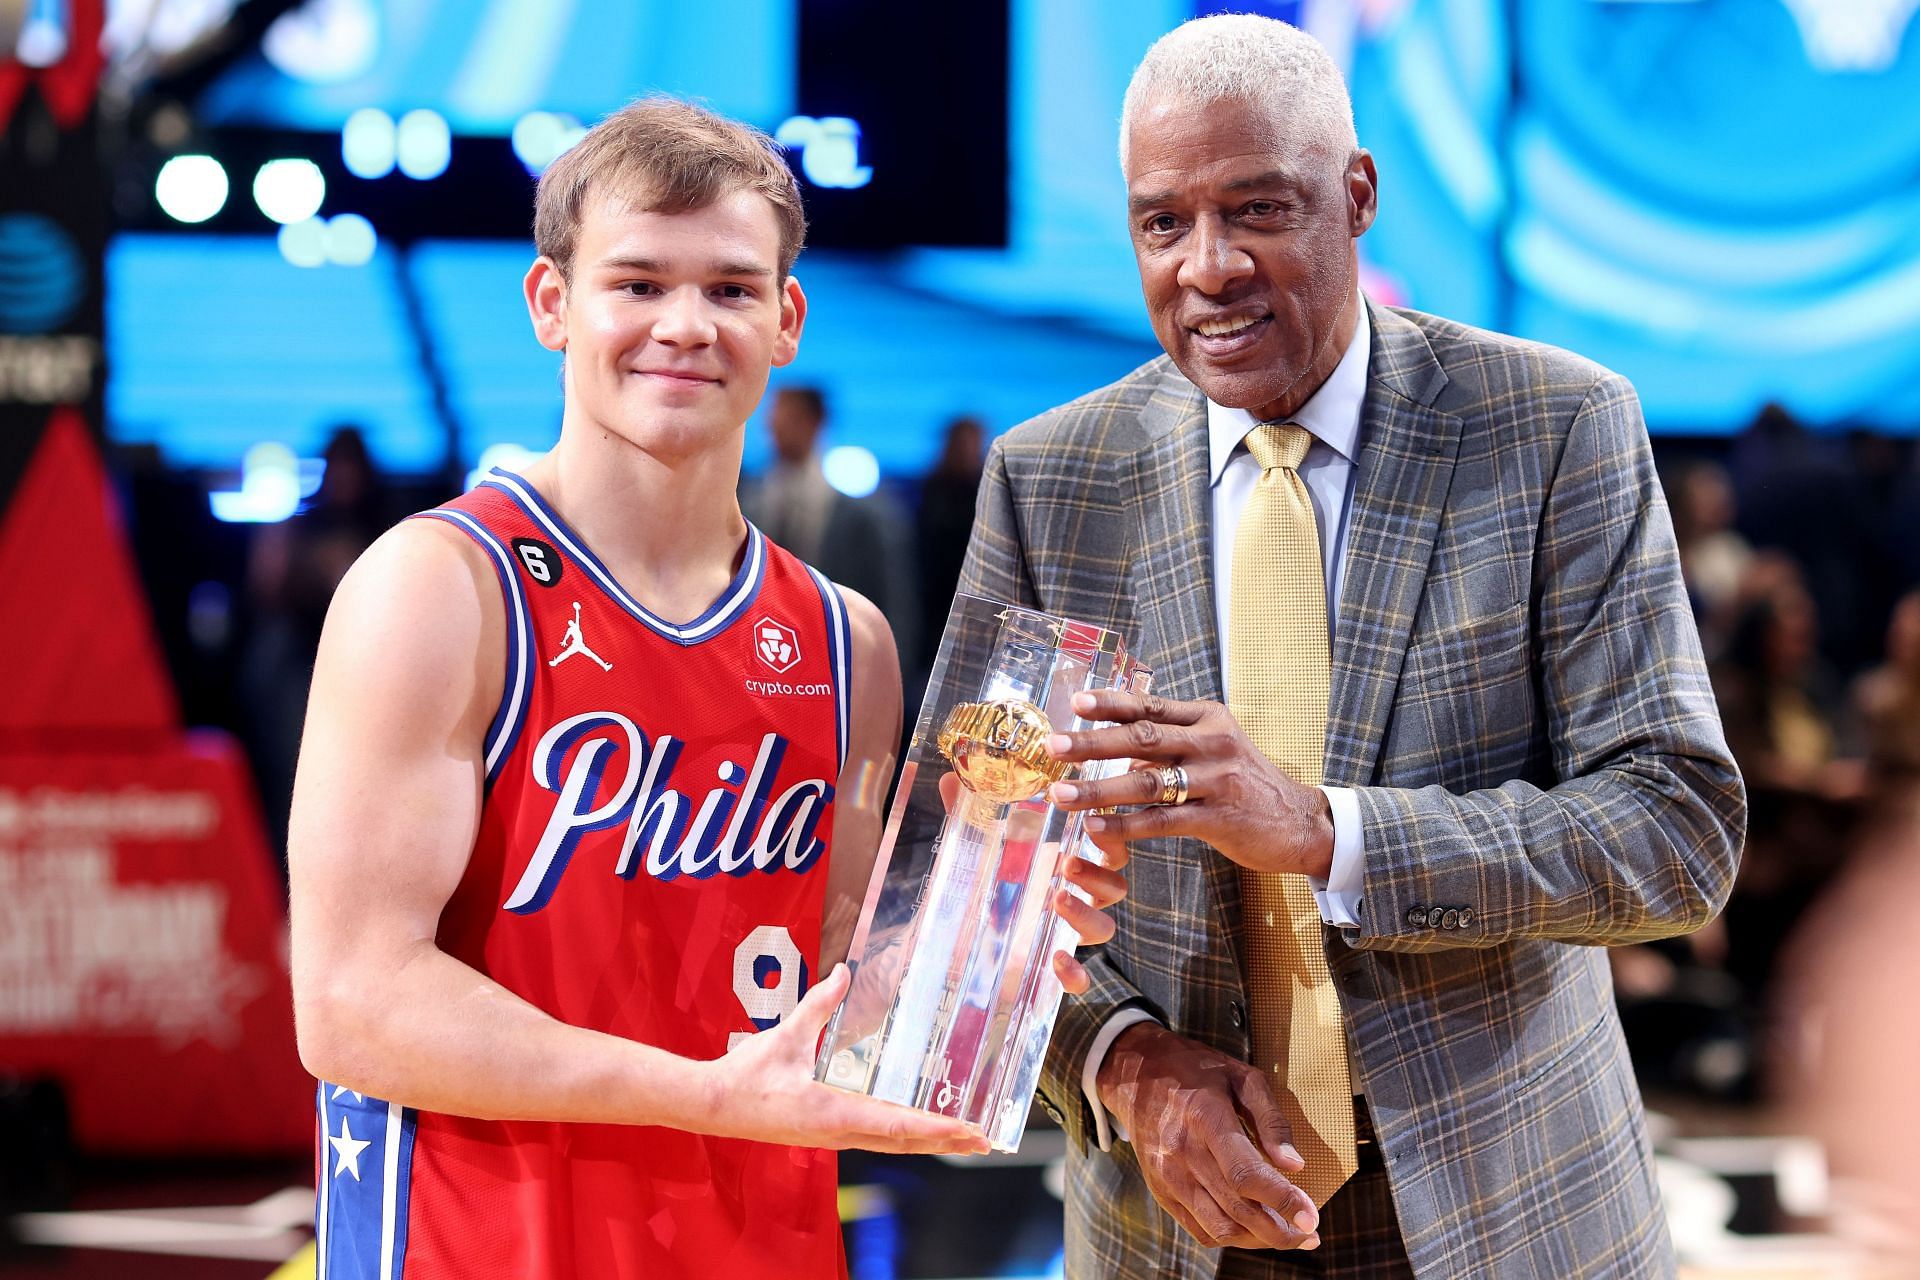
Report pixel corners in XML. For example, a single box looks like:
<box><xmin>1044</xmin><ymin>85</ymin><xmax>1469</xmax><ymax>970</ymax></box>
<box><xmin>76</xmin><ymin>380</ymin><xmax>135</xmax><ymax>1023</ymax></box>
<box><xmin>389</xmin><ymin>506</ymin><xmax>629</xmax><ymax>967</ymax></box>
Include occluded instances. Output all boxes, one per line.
<box><xmin>1624</xmin><ymin>413</ymin><xmax>1920</xmax><ymax>1114</ymax></box>
<box><xmin>120</xmin><ymin>394</ymin><xmax>991</xmax><ymax>858</ymax></box>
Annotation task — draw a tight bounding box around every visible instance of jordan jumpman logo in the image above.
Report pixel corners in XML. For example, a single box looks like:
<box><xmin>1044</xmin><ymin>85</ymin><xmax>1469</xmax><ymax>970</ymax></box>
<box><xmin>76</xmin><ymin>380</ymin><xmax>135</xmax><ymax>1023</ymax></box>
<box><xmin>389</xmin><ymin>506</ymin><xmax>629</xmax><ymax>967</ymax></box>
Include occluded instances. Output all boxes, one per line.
<box><xmin>549</xmin><ymin>602</ymin><xmax>612</xmax><ymax>671</ymax></box>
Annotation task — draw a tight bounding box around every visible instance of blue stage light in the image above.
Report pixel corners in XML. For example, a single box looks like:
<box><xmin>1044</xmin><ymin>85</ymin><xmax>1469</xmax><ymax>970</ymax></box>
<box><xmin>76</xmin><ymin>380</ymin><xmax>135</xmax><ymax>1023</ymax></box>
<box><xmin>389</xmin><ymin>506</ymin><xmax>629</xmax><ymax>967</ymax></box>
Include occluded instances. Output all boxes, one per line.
<box><xmin>342</xmin><ymin>107</ymin><xmax>397</xmax><ymax>179</ymax></box>
<box><xmin>324</xmin><ymin>213</ymin><xmax>378</xmax><ymax>266</ymax></box>
<box><xmin>511</xmin><ymin>111</ymin><xmax>587</xmax><ymax>176</ymax></box>
<box><xmin>16</xmin><ymin>4</ymin><xmax>69</xmax><ymax>67</ymax></box>
<box><xmin>262</xmin><ymin>0</ymin><xmax>379</xmax><ymax>83</ymax></box>
<box><xmin>277</xmin><ymin>217</ymin><xmax>328</xmax><ymax>268</ymax></box>
<box><xmin>822</xmin><ymin>445</ymin><xmax>881</xmax><ymax>498</ymax></box>
<box><xmin>396</xmin><ymin>109</ymin><xmax>452</xmax><ymax>180</ymax></box>
<box><xmin>255</xmin><ymin>159</ymin><xmax>326</xmax><ymax>225</ymax></box>
<box><xmin>155</xmin><ymin>155</ymin><xmax>230</xmax><ymax>224</ymax></box>
<box><xmin>209</xmin><ymin>443</ymin><xmax>304</xmax><ymax>523</ymax></box>
<box><xmin>775</xmin><ymin>116</ymin><xmax>873</xmax><ymax>190</ymax></box>
<box><xmin>466</xmin><ymin>442</ymin><xmax>541</xmax><ymax>491</ymax></box>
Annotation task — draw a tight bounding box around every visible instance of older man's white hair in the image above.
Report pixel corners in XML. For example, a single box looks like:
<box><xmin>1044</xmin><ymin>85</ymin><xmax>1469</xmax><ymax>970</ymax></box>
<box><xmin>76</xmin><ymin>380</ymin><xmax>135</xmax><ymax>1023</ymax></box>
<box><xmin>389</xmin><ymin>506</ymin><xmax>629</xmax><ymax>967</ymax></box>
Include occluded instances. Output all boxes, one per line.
<box><xmin>1119</xmin><ymin>14</ymin><xmax>1357</xmax><ymax>172</ymax></box>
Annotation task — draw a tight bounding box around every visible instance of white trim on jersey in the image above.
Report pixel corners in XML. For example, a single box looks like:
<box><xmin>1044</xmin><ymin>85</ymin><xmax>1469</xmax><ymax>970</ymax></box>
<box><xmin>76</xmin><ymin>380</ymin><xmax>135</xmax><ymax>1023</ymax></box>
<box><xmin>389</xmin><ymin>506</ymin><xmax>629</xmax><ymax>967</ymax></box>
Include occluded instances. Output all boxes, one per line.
<box><xmin>379</xmin><ymin>1100</ymin><xmax>403</xmax><ymax>1279</ymax></box>
<box><xmin>805</xmin><ymin>565</ymin><xmax>853</xmax><ymax>775</ymax></box>
<box><xmin>422</xmin><ymin>509</ymin><xmax>535</xmax><ymax>783</ymax></box>
<box><xmin>484</xmin><ymin>470</ymin><xmax>767</xmax><ymax>646</ymax></box>
<box><xmin>314</xmin><ymin>1085</ymin><xmax>415</xmax><ymax>1278</ymax></box>
<box><xmin>315</xmin><ymin>1083</ymin><xmax>332</xmax><ymax>1280</ymax></box>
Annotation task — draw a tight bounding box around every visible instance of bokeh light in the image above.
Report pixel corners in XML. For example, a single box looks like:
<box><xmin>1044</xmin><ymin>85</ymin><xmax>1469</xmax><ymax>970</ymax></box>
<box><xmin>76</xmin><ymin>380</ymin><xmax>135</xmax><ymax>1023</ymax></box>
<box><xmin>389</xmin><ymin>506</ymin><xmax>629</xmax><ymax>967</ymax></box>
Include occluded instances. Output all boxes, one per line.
<box><xmin>396</xmin><ymin>109</ymin><xmax>452</xmax><ymax>181</ymax></box>
<box><xmin>253</xmin><ymin>159</ymin><xmax>327</xmax><ymax>225</ymax></box>
<box><xmin>341</xmin><ymin>107</ymin><xmax>397</xmax><ymax>179</ymax></box>
<box><xmin>154</xmin><ymin>155</ymin><xmax>230</xmax><ymax>224</ymax></box>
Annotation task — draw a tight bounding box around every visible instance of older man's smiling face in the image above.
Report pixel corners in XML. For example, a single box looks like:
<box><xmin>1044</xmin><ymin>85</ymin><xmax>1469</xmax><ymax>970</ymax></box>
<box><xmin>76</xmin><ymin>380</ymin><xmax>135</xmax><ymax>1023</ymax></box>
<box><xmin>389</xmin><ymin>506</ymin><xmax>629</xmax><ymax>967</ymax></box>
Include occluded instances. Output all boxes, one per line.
<box><xmin>1124</xmin><ymin>93</ymin><xmax>1376</xmax><ymax>423</ymax></box>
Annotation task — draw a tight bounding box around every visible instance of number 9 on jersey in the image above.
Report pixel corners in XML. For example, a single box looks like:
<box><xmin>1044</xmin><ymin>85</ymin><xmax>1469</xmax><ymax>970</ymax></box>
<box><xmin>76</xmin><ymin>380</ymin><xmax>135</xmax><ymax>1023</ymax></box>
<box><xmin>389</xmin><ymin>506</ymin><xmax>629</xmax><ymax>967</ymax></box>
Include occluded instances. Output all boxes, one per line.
<box><xmin>728</xmin><ymin>925</ymin><xmax>807</xmax><ymax>1050</ymax></box>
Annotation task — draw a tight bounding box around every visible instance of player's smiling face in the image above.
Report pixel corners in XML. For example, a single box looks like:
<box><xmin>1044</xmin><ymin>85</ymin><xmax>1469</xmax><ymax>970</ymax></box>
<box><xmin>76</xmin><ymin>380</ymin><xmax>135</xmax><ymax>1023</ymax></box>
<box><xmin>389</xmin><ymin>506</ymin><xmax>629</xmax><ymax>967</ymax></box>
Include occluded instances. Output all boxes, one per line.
<box><xmin>529</xmin><ymin>187</ymin><xmax>806</xmax><ymax>459</ymax></box>
<box><xmin>1124</xmin><ymin>93</ymin><xmax>1374</xmax><ymax>424</ymax></box>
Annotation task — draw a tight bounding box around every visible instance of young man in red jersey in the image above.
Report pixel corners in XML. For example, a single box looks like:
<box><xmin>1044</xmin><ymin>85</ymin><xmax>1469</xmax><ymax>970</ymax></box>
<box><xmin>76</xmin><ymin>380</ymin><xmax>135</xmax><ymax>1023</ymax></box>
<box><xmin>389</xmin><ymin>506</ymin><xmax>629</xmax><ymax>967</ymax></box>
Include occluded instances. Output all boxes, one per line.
<box><xmin>288</xmin><ymin>97</ymin><xmax>1127</xmax><ymax>1279</ymax></box>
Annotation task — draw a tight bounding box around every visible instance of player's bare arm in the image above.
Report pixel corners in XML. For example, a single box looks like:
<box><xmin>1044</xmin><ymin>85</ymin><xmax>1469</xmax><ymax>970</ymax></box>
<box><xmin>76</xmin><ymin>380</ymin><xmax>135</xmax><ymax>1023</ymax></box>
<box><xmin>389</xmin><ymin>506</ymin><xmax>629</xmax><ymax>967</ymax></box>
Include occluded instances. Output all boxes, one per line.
<box><xmin>288</xmin><ymin>518</ymin><xmax>985</xmax><ymax>1154</ymax></box>
<box><xmin>818</xmin><ymin>588</ymin><xmax>901</xmax><ymax>970</ymax></box>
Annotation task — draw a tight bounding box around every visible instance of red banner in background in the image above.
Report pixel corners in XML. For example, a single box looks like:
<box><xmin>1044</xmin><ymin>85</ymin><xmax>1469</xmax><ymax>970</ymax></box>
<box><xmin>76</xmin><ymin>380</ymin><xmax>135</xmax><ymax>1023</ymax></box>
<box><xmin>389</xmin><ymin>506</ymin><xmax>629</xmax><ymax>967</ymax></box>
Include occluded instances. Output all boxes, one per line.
<box><xmin>0</xmin><ymin>409</ymin><xmax>177</xmax><ymax>735</ymax></box>
<box><xmin>0</xmin><ymin>734</ymin><xmax>309</xmax><ymax>1155</ymax></box>
<box><xmin>0</xmin><ymin>0</ymin><xmax>306</xmax><ymax>1160</ymax></box>
<box><xmin>0</xmin><ymin>0</ymin><xmax>104</xmax><ymax>131</ymax></box>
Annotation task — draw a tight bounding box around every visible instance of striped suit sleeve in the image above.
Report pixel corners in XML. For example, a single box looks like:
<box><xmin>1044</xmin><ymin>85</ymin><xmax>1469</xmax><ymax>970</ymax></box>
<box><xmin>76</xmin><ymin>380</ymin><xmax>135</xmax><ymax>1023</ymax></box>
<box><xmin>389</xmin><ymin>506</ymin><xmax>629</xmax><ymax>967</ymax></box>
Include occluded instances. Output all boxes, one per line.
<box><xmin>1350</xmin><ymin>370</ymin><xmax>1745</xmax><ymax>953</ymax></box>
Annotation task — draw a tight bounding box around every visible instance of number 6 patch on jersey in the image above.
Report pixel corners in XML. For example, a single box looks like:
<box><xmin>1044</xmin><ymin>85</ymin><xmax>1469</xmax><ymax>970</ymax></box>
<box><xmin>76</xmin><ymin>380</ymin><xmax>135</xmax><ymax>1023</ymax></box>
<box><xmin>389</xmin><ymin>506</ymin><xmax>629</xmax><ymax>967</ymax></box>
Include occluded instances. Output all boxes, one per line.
<box><xmin>729</xmin><ymin>925</ymin><xmax>808</xmax><ymax>1049</ymax></box>
<box><xmin>512</xmin><ymin>537</ymin><xmax>562</xmax><ymax>587</ymax></box>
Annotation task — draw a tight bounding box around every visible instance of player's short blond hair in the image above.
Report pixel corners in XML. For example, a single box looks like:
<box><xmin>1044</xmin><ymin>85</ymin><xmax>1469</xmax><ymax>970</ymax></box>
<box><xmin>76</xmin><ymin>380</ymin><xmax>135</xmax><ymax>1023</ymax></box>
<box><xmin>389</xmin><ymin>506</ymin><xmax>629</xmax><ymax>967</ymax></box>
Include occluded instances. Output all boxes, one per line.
<box><xmin>534</xmin><ymin>95</ymin><xmax>807</xmax><ymax>281</ymax></box>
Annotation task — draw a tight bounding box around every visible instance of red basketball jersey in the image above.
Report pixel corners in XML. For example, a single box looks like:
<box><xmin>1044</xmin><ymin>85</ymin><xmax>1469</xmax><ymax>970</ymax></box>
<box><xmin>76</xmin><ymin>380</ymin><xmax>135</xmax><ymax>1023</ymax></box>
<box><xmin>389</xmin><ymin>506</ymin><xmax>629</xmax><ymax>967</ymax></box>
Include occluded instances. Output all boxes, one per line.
<box><xmin>313</xmin><ymin>468</ymin><xmax>853</xmax><ymax>1280</ymax></box>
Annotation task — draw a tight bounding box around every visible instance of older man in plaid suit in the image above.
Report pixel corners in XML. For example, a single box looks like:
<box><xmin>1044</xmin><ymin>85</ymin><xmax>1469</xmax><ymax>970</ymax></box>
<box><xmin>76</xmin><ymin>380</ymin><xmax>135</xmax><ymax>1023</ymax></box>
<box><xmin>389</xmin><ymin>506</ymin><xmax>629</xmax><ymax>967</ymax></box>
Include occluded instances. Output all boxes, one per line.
<box><xmin>951</xmin><ymin>15</ymin><xmax>1744</xmax><ymax>1279</ymax></box>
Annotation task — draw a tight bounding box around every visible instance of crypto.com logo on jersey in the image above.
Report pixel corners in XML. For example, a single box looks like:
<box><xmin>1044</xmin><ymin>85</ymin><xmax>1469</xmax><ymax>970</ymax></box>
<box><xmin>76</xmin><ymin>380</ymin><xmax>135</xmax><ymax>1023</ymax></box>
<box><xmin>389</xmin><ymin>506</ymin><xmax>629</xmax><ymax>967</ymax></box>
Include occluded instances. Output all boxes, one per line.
<box><xmin>753</xmin><ymin>616</ymin><xmax>803</xmax><ymax>674</ymax></box>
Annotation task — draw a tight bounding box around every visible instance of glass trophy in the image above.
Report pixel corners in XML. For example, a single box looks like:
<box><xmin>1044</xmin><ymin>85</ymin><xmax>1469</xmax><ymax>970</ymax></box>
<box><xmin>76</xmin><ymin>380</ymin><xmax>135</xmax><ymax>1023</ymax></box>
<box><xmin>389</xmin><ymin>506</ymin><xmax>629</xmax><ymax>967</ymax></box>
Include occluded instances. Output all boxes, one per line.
<box><xmin>814</xmin><ymin>593</ymin><xmax>1150</xmax><ymax>1152</ymax></box>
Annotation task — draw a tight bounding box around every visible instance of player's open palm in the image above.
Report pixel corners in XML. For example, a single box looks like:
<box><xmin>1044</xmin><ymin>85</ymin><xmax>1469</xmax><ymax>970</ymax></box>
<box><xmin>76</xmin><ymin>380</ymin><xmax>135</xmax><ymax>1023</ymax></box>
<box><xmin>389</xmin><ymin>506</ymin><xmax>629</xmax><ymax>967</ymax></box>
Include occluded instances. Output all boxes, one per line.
<box><xmin>706</xmin><ymin>963</ymin><xmax>991</xmax><ymax>1156</ymax></box>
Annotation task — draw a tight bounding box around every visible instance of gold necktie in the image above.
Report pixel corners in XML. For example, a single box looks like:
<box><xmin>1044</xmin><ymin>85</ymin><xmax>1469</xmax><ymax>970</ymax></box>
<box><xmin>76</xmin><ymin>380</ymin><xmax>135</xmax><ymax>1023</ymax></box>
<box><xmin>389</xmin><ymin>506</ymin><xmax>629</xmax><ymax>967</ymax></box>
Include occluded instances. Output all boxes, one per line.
<box><xmin>1228</xmin><ymin>423</ymin><xmax>1356</xmax><ymax>1208</ymax></box>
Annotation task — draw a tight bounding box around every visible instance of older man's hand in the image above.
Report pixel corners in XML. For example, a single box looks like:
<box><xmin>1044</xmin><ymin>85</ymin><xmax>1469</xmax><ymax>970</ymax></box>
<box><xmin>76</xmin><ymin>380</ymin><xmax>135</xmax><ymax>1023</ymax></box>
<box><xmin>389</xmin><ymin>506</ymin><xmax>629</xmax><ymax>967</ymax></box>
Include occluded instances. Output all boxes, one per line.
<box><xmin>1044</xmin><ymin>689</ymin><xmax>1335</xmax><ymax>880</ymax></box>
<box><xmin>1098</xmin><ymin>1021</ymin><xmax>1321</xmax><ymax>1251</ymax></box>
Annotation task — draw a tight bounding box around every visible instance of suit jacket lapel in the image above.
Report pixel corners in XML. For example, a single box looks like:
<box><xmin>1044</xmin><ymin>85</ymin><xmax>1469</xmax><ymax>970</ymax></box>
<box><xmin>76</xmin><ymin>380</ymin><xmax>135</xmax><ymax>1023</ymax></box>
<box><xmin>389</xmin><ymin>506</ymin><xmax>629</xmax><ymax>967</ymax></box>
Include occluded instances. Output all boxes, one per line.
<box><xmin>1115</xmin><ymin>370</ymin><xmax>1247</xmax><ymax>955</ymax></box>
<box><xmin>1119</xmin><ymin>374</ymin><xmax>1221</xmax><ymax>707</ymax></box>
<box><xmin>1327</xmin><ymin>305</ymin><xmax>1462</xmax><ymax>787</ymax></box>
<box><xmin>1110</xmin><ymin>315</ymin><xmax>1460</xmax><ymax>972</ymax></box>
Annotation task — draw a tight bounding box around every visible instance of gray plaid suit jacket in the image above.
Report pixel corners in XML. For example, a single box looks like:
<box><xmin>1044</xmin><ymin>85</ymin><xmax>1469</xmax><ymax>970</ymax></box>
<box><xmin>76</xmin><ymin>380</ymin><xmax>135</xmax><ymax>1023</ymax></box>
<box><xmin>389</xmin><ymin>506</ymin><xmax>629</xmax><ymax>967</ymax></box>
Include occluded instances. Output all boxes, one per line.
<box><xmin>953</xmin><ymin>304</ymin><xmax>1745</xmax><ymax>1279</ymax></box>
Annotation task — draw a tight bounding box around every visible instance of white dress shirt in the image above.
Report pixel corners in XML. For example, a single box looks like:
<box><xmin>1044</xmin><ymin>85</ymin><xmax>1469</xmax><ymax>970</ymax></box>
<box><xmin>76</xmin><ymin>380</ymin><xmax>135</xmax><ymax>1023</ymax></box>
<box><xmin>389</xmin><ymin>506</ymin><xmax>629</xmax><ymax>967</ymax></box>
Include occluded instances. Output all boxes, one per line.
<box><xmin>1080</xmin><ymin>298</ymin><xmax>1372</xmax><ymax>1150</ymax></box>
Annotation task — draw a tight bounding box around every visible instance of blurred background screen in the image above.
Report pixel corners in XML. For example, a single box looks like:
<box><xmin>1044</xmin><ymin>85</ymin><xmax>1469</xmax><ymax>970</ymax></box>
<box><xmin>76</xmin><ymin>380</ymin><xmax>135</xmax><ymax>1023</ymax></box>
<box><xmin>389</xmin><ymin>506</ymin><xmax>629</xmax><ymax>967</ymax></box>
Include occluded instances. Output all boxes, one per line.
<box><xmin>91</xmin><ymin>0</ymin><xmax>1920</xmax><ymax>486</ymax></box>
<box><xmin>195</xmin><ymin>0</ymin><xmax>801</xmax><ymax>133</ymax></box>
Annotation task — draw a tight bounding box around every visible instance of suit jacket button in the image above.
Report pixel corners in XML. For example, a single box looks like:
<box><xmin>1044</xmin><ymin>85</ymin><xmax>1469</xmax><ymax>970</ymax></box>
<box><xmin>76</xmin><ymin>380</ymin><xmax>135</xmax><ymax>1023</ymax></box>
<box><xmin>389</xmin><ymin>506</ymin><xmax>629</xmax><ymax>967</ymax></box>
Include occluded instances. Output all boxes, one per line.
<box><xmin>1426</xmin><ymin>907</ymin><xmax>1446</xmax><ymax>928</ymax></box>
<box><xmin>1442</xmin><ymin>908</ymin><xmax>1461</xmax><ymax>929</ymax></box>
<box><xmin>1405</xmin><ymin>906</ymin><xmax>1428</xmax><ymax>928</ymax></box>
<box><xmin>1458</xmin><ymin>908</ymin><xmax>1475</xmax><ymax>928</ymax></box>
<box><xmin>1229</xmin><ymin>1001</ymin><xmax>1246</xmax><ymax>1029</ymax></box>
